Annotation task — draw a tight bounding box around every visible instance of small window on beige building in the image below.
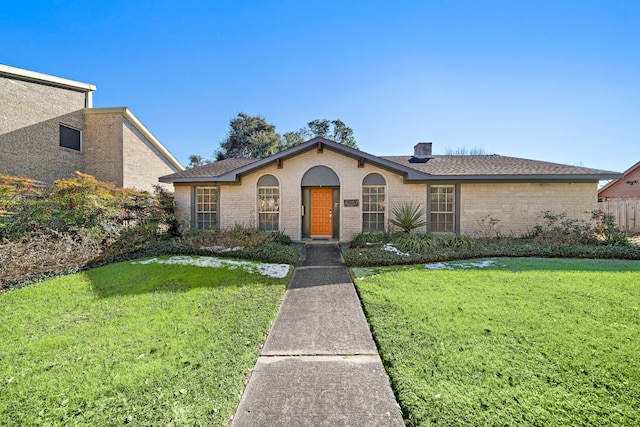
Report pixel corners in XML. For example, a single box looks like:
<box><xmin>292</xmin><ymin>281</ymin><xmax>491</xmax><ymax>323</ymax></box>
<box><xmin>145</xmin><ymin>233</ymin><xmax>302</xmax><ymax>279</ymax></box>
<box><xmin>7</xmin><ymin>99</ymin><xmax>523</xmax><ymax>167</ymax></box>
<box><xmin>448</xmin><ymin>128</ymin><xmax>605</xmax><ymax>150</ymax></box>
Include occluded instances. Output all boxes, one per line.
<box><xmin>59</xmin><ymin>124</ymin><xmax>81</xmax><ymax>151</ymax></box>
<box><xmin>362</xmin><ymin>173</ymin><xmax>386</xmax><ymax>232</ymax></box>
<box><xmin>195</xmin><ymin>187</ymin><xmax>218</xmax><ymax>230</ymax></box>
<box><xmin>430</xmin><ymin>185</ymin><xmax>455</xmax><ymax>232</ymax></box>
<box><xmin>257</xmin><ymin>175</ymin><xmax>280</xmax><ymax>231</ymax></box>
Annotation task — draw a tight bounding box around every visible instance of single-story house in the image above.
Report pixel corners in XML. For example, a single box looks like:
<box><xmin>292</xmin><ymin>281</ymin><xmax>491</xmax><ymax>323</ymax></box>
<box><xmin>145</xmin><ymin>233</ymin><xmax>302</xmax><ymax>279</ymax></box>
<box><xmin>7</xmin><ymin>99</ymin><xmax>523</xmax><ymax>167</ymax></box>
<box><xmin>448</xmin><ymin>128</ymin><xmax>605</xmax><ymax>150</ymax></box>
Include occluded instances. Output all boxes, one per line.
<box><xmin>598</xmin><ymin>160</ymin><xmax>640</xmax><ymax>201</ymax></box>
<box><xmin>0</xmin><ymin>64</ymin><xmax>184</xmax><ymax>192</ymax></box>
<box><xmin>160</xmin><ymin>137</ymin><xmax>621</xmax><ymax>241</ymax></box>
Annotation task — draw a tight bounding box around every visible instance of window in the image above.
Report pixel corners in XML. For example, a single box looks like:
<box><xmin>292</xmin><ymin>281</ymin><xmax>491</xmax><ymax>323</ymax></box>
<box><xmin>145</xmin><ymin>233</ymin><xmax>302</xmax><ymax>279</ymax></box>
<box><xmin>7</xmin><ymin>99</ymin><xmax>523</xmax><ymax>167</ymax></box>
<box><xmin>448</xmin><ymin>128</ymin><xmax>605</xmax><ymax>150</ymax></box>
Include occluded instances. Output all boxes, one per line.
<box><xmin>362</xmin><ymin>173</ymin><xmax>386</xmax><ymax>232</ymax></box>
<box><xmin>59</xmin><ymin>124</ymin><xmax>81</xmax><ymax>151</ymax></box>
<box><xmin>430</xmin><ymin>185</ymin><xmax>455</xmax><ymax>232</ymax></box>
<box><xmin>195</xmin><ymin>187</ymin><xmax>218</xmax><ymax>229</ymax></box>
<box><xmin>257</xmin><ymin>175</ymin><xmax>279</xmax><ymax>231</ymax></box>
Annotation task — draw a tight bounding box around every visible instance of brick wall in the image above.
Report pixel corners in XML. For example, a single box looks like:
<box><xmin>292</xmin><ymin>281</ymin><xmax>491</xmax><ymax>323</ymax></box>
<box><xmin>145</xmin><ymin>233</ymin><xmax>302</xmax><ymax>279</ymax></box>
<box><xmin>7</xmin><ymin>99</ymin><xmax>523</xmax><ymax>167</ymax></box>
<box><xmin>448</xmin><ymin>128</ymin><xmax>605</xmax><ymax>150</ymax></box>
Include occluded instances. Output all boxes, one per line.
<box><xmin>0</xmin><ymin>76</ymin><xmax>86</xmax><ymax>183</ymax></box>
<box><xmin>121</xmin><ymin>117</ymin><xmax>178</xmax><ymax>192</ymax></box>
<box><xmin>460</xmin><ymin>182</ymin><xmax>598</xmax><ymax>236</ymax></box>
<box><xmin>176</xmin><ymin>147</ymin><xmax>426</xmax><ymax>241</ymax></box>
<box><xmin>171</xmin><ymin>149</ymin><xmax>599</xmax><ymax>241</ymax></box>
<box><xmin>83</xmin><ymin>111</ymin><xmax>124</xmax><ymax>186</ymax></box>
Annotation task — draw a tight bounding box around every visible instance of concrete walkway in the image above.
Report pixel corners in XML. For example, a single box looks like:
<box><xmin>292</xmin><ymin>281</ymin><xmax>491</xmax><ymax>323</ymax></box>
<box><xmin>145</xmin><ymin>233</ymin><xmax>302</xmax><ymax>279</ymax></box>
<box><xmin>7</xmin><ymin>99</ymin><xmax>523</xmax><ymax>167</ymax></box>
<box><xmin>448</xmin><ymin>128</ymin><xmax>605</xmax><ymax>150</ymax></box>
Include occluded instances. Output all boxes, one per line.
<box><xmin>231</xmin><ymin>243</ymin><xmax>404</xmax><ymax>426</ymax></box>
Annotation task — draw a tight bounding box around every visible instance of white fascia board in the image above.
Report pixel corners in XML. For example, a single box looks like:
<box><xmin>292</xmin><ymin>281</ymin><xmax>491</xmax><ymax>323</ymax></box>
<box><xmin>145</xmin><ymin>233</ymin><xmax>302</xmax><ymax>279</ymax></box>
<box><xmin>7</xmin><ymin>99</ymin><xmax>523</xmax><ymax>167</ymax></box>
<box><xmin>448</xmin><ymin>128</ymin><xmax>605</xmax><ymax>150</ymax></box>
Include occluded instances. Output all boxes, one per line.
<box><xmin>0</xmin><ymin>64</ymin><xmax>96</xmax><ymax>92</ymax></box>
<box><xmin>86</xmin><ymin>107</ymin><xmax>185</xmax><ymax>171</ymax></box>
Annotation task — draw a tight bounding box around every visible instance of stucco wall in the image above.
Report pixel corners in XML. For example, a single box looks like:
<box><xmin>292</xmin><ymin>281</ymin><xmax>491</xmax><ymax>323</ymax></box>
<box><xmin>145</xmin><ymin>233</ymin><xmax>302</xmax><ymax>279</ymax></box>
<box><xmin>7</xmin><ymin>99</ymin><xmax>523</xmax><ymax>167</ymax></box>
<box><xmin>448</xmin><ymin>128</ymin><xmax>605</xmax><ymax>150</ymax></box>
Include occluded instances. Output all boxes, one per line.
<box><xmin>0</xmin><ymin>75</ymin><xmax>86</xmax><ymax>183</ymax></box>
<box><xmin>460</xmin><ymin>182</ymin><xmax>598</xmax><ymax>236</ymax></box>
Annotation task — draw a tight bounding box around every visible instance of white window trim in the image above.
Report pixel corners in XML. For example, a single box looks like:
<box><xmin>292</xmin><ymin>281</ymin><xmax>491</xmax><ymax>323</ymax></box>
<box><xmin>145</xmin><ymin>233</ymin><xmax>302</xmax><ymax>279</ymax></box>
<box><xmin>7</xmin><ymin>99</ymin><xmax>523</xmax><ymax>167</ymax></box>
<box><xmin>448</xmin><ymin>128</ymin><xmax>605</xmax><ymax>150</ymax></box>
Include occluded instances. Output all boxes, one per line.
<box><xmin>430</xmin><ymin>184</ymin><xmax>456</xmax><ymax>233</ymax></box>
<box><xmin>195</xmin><ymin>186</ymin><xmax>218</xmax><ymax>230</ymax></box>
<box><xmin>257</xmin><ymin>185</ymin><xmax>280</xmax><ymax>232</ymax></box>
<box><xmin>362</xmin><ymin>184</ymin><xmax>387</xmax><ymax>232</ymax></box>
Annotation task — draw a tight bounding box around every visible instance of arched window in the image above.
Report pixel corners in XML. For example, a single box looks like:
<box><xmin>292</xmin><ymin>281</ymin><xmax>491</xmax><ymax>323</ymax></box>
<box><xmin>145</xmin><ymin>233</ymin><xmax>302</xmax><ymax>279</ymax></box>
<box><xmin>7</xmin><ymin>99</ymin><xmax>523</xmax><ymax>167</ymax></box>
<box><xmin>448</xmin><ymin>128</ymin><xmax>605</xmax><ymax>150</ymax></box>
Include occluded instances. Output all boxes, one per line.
<box><xmin>257</xmin><ymin>175</ymin><xmax>280</xmax><ymax>231</ymax></box>
<box><xmin>362</xmin><ymin>173</ymin><xmax>386</xmax><ymax>232</ymax></box>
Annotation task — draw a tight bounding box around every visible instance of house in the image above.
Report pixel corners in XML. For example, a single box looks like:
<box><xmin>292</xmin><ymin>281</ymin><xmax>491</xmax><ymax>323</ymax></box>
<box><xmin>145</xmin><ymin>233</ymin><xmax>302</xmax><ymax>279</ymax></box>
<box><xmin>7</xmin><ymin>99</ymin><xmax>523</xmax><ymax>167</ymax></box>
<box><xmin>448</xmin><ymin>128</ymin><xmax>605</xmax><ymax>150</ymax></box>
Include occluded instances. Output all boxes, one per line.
<box><xmin>160</xmin><ymin>137</ymin><xmax>621</xmax><ymax>241</ymax></box>
<box><xmin>0</xmin><ymin>64</ymin><xmax>184</xmax><ymax>192</ymax></box>
<box><xmin>598</xmin><ymin>160</ymin><xmax>640</xmax><ymax>201</ymax></box>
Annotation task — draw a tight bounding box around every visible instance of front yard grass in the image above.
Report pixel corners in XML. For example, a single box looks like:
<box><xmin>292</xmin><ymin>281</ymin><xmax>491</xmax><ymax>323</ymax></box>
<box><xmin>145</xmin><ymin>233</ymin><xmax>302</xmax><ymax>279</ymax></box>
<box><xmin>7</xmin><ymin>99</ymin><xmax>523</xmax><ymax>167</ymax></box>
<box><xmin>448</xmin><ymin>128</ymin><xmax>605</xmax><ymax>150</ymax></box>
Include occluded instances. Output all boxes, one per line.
<box><xmin>0</xmin><ymin>256</ymin><xmax>290</xmax><ymax>426</ymax></box>
<box><xmin>354</xmin><ymin>258</ymin><xmax>640</xmax><ymax>426</ymax></box>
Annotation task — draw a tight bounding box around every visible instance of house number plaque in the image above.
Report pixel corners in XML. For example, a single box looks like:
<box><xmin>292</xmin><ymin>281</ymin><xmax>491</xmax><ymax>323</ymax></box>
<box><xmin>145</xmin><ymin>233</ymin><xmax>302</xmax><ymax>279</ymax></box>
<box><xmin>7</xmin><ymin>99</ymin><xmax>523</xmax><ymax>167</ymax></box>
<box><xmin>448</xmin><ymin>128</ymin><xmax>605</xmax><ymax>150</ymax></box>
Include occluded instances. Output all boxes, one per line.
<box><xmin>343</xmin><ymin>199</ymin><xmax>359</xmax><ymax>207</ymax></box>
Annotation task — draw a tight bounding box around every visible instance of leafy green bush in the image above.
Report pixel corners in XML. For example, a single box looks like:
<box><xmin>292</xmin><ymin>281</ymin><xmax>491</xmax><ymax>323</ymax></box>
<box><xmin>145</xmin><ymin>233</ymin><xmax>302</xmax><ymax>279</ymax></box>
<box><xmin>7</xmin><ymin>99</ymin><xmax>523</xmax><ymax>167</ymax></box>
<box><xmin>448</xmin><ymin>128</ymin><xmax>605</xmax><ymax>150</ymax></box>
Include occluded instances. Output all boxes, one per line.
<box><xmin>389</xmin><ymin>201</ymin><xmax>428</xmax><ymax>233</ymax></box>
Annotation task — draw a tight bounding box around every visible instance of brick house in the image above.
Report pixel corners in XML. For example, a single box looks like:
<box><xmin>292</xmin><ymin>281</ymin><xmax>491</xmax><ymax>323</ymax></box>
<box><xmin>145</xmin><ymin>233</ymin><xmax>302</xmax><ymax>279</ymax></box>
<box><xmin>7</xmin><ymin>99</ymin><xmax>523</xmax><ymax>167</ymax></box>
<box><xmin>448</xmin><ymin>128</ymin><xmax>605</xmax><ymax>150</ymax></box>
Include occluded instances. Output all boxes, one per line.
<box><xmin>0</xmin><ymin>64</ymin><xmax>183</xmax><ymax>192</ymax></box>
<box><xmin>598</xmin><ymin>161</ymin><xmax>640</xmax><ymax>201</ymax></box>
<box><xmin>160</xmin><ymin>137</ymin><xmax>621</xmax><ymax>241</ymax></box>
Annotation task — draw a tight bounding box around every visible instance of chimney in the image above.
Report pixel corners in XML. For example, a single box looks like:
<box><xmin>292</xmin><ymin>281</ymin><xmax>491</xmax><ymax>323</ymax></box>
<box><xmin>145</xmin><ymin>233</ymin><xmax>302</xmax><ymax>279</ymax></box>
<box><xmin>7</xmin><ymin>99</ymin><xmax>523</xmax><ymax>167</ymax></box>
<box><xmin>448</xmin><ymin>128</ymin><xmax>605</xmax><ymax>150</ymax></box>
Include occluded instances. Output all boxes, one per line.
<box><xmin>411</xmin><ymin>142</ymin><xmax>432</xmax><ymax>163</ymax></box>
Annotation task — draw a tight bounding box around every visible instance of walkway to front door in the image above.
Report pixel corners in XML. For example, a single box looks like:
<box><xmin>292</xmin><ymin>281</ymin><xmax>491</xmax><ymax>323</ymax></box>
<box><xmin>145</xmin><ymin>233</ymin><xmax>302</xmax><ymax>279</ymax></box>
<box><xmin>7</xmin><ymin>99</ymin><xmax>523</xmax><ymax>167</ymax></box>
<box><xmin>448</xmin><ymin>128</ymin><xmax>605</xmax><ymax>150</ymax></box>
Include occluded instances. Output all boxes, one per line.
<box><xmin>310</xmin><ymin>188</ymin><xmax>332</xmax><ymax>238</ymax></box>
<box><xmin>231</xmin><ymin>244</ymin><xmax>404</xmax><ymax>426</ymax></box>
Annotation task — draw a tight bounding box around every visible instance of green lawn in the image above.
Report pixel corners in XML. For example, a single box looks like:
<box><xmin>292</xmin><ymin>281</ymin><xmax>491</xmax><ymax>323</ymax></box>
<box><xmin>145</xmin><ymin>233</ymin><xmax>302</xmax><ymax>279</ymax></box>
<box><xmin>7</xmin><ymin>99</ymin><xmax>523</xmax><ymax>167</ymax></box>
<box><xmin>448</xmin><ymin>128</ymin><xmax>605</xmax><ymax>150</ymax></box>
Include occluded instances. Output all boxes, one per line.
<box><xmin>354</xmin><ymin>258</ymin><xmax>640</xmax><ymax>426</ymax></box>
<box><xmin>0</xmin><ymin>256</ymin><xmax>290</xmax><ymax>426</ymax></box>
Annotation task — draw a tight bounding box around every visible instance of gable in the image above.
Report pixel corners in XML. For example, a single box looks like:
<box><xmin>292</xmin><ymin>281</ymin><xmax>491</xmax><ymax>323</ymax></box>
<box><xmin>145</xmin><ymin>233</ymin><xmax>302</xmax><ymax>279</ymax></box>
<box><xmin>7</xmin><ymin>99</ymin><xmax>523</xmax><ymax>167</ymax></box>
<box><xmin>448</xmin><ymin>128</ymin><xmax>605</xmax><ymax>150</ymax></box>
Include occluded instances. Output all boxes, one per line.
<box><xmin>598</xmin><ymin>160</ymin><xmax>640</xmax><ymax>199</ymax></box>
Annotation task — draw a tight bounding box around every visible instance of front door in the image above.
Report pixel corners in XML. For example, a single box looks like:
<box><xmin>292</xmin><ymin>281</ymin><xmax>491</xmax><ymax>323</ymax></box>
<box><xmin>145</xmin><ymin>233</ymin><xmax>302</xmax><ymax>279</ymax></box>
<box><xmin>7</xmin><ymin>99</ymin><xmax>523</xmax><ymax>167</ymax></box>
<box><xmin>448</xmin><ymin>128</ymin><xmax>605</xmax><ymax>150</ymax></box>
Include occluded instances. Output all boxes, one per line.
<box><xmin>310</xmin><ymin>188</ymin><xmax>333</xmax><ymax>238</ymax></box>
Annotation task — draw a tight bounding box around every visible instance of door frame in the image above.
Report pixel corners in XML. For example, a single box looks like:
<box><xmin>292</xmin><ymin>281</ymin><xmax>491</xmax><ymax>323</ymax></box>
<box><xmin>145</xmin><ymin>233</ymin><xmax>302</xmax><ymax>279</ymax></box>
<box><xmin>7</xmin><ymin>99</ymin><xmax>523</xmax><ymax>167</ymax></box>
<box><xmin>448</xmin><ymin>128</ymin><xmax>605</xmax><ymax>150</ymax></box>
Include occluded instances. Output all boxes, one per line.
<box><xmin>301</xmin><ymin>187</ymin><xmax>340</xmax><ymax>239</ymax></box>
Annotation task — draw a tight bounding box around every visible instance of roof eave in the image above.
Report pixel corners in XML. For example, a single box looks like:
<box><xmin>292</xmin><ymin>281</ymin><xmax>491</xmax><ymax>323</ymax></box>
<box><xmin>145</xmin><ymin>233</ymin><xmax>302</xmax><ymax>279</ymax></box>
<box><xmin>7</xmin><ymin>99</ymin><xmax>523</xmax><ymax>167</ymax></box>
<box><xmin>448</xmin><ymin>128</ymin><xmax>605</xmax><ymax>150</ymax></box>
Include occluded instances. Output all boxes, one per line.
<box><xmin>0</xmin><ymin>63</ymin><xmax>96</xmax><ymax>92</ymax></box>
<box><xmin>406</xmin><ymin>173</ymin><xmax>623</xmax><ymax>183</ymax></box>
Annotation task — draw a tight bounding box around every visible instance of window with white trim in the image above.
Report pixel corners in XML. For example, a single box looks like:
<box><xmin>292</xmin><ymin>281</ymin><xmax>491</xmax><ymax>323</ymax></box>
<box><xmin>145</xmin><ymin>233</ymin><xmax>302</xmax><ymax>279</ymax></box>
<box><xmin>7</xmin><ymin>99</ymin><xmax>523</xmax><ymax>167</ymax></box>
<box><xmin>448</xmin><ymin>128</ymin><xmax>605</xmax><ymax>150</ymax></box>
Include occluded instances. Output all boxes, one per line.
<box><xmin>362</xmin><ymin>173</ymin><xmax>386</xmax><ymax>232</ymax></box>
<box><xmin>430</xmin><ymin>185</ymin><xmax>455</xmax><ymax>232</ymax></box>
<box><xmin>195</xmin><ymin>187</ymin><xmax>218</xmax><ymax>229</ymax></box>
<box><xmin>257</xmin><ymin>175</ymin><xmax>280</xmax><ymax>231</ymax></box>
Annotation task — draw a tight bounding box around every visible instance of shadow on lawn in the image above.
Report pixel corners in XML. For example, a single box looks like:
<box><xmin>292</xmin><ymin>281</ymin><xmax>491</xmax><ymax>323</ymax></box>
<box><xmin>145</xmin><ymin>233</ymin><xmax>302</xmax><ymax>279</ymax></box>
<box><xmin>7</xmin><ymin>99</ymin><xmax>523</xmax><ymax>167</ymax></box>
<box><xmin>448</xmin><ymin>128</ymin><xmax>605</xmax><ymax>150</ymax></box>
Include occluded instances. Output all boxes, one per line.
<box><xmin>86</xmin><ymin>259</ymin><xmax>287</xmax><ymax>298</ymax></box>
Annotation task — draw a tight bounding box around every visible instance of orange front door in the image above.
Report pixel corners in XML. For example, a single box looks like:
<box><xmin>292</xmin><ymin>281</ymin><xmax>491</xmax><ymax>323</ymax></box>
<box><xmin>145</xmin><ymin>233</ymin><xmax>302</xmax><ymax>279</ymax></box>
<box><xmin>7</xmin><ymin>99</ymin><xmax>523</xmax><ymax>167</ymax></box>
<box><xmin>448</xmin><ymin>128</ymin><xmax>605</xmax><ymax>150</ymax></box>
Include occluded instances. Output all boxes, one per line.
<box><xmin>310</xmin><ymin>188</ymin><xmax>333</xmax><ymax>237</ymax></box>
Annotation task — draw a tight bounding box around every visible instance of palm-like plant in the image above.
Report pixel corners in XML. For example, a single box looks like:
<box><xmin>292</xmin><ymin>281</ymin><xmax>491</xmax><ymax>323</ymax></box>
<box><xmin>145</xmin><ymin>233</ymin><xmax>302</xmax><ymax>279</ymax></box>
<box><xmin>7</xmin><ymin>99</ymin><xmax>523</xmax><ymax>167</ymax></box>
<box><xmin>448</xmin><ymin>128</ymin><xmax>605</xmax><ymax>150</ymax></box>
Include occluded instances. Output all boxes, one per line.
<box><xmin>389</xmin><ymin>202</ymin><xmax>428</xmax><ymax>233</ymax></box>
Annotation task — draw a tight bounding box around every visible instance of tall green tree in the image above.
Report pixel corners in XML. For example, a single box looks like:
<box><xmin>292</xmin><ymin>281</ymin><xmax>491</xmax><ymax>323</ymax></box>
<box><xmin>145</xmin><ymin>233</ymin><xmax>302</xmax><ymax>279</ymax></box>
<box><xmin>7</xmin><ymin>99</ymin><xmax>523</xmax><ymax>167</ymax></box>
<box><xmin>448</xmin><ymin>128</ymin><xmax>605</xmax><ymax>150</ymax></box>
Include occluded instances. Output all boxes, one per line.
<box><xmin>218</xmin><ymin>113</ymin><xmax>283</xmax><ymax>159</ymax></box>
<box><xmin>306</xmin><ymin>119</ymin><xmax>358</xmax><ymax>148</ymax></box>
<box><xmin>188</xmin><ymin>114</ymin><xmax>358</xmax><ymax>161</ymax></box>
<box><xmin>187</xmin><ymin>154</ymin><xmax>208</xmax><ymax>168</ymax></box>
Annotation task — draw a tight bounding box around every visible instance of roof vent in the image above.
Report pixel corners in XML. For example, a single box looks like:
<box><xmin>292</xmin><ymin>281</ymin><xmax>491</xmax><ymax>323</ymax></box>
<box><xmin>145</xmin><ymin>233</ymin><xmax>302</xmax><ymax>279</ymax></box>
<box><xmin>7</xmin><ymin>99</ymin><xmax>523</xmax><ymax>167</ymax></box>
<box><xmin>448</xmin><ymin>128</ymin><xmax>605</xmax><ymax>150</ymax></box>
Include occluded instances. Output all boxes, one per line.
<box><xmin>410</xmin><ymin>142</ymin><xmax>432</xmax><ymax>163</ymax></box>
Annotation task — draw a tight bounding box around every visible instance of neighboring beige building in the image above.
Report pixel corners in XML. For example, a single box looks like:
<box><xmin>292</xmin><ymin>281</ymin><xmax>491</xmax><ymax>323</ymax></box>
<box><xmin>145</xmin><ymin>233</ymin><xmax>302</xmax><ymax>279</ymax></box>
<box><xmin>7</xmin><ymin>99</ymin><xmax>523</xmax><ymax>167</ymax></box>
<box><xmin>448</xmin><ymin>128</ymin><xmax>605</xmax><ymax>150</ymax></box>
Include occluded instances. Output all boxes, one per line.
<box><xmin>160</xmin><ymin>137</ymin><xmax>621</xmax><ymax>241</ymax></box>
<box><xmin>0</xmin><ymin>64</ymin><xmax>184</xmax><ymax>192</ymax></box>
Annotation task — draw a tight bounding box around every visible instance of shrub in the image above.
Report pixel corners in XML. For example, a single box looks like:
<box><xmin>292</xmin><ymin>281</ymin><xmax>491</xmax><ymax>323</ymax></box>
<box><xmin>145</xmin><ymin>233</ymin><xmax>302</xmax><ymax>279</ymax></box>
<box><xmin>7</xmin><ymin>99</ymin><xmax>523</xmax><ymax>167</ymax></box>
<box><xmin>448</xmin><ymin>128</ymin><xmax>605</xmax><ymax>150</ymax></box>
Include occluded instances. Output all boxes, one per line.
<box><xmin>351</xmin><ymin>231</ymin><xmax>389</xmax><ymax>248</ymax></box>
<box><xmin>0</xmin><ymin>229</ymin><xmax>101</xmax><ymax>291</ymax></box>
<box><xmin>395</xmin><ymin>233</ymin><xmax>439</xmax><ymax>253</ymax></box>
<box><xmin>389</xmin><ymin>202</ymin><xmax>428</xmax><ymax>233</ymax></box>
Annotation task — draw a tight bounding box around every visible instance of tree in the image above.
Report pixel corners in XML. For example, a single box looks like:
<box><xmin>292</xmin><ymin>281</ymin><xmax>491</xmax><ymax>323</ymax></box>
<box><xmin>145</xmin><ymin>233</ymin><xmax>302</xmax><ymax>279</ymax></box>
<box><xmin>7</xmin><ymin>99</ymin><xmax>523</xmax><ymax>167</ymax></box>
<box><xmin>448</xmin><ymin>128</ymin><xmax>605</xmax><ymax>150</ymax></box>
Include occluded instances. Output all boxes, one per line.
<box><xmin>306</xmin><ymin>119</ymin><xmax>358</xmax><ymax>149</ymax></box>
<box><xmin>202</xmin><ymin>114</ymin><xmax>358</xmax><ymax>160</ymax></box>
<box><xmin>217</xmin><ymin>113</ymin><xmax>283</xmax><ymax>159</ymax></box>
<box><xmin>444</xmin><ymin>146</ymin><xmax>488</xmax><ymax>155</ymax></box>
<box><xmin>187</xmin><ymin>154</ymin><xmax>208</xmax><ymax>168</ymax></box>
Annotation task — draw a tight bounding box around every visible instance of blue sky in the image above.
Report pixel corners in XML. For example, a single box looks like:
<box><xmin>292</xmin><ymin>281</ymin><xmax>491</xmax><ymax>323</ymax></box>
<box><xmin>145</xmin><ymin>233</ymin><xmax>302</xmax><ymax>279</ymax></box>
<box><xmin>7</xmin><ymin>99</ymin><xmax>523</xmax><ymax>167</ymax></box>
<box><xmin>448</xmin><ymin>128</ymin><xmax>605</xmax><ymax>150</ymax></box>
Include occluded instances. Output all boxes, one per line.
<box><xmin>2</xmin><ymin>1</ymin><xmax>638</xmax><ymax>173</ymax></box>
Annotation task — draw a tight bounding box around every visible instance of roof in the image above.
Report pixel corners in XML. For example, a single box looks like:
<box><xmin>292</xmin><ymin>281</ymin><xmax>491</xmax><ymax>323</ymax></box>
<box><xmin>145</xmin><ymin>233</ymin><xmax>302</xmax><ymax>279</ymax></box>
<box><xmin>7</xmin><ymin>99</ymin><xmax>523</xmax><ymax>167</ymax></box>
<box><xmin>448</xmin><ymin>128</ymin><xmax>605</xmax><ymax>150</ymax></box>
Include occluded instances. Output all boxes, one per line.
<box><xmin>383</xmin><ymin>155</ymin><xmax>621</xmax><ymax>181</ymax></box>
<box><xmin>165</xmin><ymin>158</ymin><xmax>258</xmax><ymax>180</ymax></box>
<box><xmin>86</xmin><ymin>107</ymin><xmax>184</xmax><ymax>172</ymax></box>
<box><xmin>0</xmin><ymin>63</ymin><xmax>96</xmax><ymax>92</ymax></box>
<box><xmin>160</xmin><ymin>137</ymin><xmax>622</xmax><ymax>184</ymax></box>
<box><xmin>598</xmin><ymin>160</ymin><xmax>640</xmax><ymax>195</ymax></box>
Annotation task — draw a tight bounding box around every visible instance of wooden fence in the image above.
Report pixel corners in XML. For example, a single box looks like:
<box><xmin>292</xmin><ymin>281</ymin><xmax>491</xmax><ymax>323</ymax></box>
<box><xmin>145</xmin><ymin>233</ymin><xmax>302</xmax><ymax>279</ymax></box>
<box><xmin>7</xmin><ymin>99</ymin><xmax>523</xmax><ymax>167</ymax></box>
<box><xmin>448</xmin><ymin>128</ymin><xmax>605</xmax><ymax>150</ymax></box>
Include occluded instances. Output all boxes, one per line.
<box><xmin>597</xmin><ymin>200</ymin><xmax>640</xmax><ymax>232</ymax></box>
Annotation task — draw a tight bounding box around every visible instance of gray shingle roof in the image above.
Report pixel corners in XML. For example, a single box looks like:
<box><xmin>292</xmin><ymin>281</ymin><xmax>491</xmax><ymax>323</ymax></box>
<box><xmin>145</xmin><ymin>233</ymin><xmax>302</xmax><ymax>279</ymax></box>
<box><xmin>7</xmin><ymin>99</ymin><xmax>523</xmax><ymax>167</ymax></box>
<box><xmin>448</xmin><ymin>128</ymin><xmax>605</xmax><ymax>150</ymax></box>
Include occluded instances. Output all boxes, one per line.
<box><xmin>162</xmin><ymin>158</ymin><xmax>258</xmax><ymax>180</ymax></box>
<box><xmin>382</xmin><ymin>155</ymin><xmax>619</xmax><ymax>177</ymax></box>
<box><xmin>159</xmin><ymin>138</ymin><xmax>622</xmax><ymax>183</ymax></box>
